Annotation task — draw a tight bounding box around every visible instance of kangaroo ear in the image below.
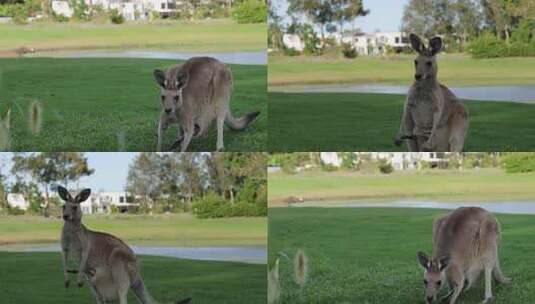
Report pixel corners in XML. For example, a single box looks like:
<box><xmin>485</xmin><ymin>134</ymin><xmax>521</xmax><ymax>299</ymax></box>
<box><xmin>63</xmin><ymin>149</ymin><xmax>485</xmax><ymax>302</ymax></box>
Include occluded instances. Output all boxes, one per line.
<box><xmin>429</xmin><ymin>36</ymin><xmax>443</xmax><ymax>55</ymax></box>
<box><xmin>57</xmin><ymin>186</ymin><xmax>73</xmax><ymax>202</ymax></box>
<box><xmin>75</xmin><ymin>188</ymin><xmax>91</xmax><ymax>204</ymax></box>
<box><xmin>410</xmin><ymin>33</ymin><xmax>424</xmax><ymax>54</ymax></box>
<box><xmin>438</xmin><ymin>255</ymin><xmax>451</xmax><ymax>271</ymax></box>
<box><xmin>153</xmin><ymin>69</ymin><xmax>166</xmax><ymax>88</ymax></box>
<box><xmin>175</xmin><ymin>71</ymin><xmax>189</xmax><ymax>90</ymax></box>
<box><xmin>417</xmin><ymin>251</ymin><xmax>430</xmax><ymax>269</ymax></box>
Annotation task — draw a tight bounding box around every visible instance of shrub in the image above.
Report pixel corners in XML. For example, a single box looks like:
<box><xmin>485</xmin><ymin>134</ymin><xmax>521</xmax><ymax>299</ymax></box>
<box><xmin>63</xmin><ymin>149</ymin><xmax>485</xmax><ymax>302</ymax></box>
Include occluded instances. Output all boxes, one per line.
<box><xmin>468</xmin><ymin>32</ymin><xmax>508</xmax><ymax>58</ymax></box>
<box><xmin>109</xmin><ymin>9</ymin><xmax>125</xmax><ymax>24</ymax></box>
<box><xmin>231</xmin><ymin>0</ymin><xmax>266</xmax><ymax>24</ymax></box>
<box><xmin>502</xmin><ymin>153</ymin><xmax>535</xmax><ymax>173</ymax></box>
<box><xmin>53</xmin><ymin>13</ymin><xmax>69</xmax><ymax>22</ymax></box>
<box><xmin>7</xmin><ymin>205</ymin><xmax>25</xmax><ymax>215</ymax></box>
<box><xmin>192</xmin><ymin>192</ymin><xmax>266</xmax><ymax>218</ymax></box>
<box><xmin>283</xmin><ymin>47</ymin><xmax>300</xmax><ymax>56</ymax></box>
<box><xmin>378</xmin><ymin>159</ymin><xmax>394</xmax><ymax>174</ymax></box>
<box><xmin>341</xmin><ymin>43</ymin><xmax>357</xmax><ymax>59</ymax></box>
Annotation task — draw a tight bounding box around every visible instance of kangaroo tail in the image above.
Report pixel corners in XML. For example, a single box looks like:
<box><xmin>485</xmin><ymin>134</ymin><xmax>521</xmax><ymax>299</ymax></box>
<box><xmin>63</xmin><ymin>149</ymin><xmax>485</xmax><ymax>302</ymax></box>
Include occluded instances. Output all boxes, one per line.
<box><xmin>225</xmin><ymin>110</ymin><xmax>260</xmax><ymax>131</ymax></box>
<box><xmin>131</xmin><ymin>277</ymin><xmax>157</xmax><ymax>304</ymax></box>
<box><xmin>131</xmin><ymin>277</ymin><xmax>192</xmax><ymax>304</ymax></box>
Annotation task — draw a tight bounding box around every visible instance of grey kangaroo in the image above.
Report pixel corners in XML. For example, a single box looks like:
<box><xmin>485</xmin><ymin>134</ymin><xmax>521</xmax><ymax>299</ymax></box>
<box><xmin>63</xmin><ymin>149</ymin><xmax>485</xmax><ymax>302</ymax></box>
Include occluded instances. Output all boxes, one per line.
<box><xmin>153</xmin><ymin>56</ymin><xmax>260</xmax><ymax>151</ymax></box>
<box><xmin>417</xmin><ymin>207</ymin><xmax>510</xmax><ymax>304</ymax></box>
<box><xmin>395</xmin><ymin>34</ymin><xmax>468</xmax><ymax>152</ymax></box>
<box><xmin>59</xmin><ymin>186</ymin><xmax>192</xmax><ymax>304</ymax></box>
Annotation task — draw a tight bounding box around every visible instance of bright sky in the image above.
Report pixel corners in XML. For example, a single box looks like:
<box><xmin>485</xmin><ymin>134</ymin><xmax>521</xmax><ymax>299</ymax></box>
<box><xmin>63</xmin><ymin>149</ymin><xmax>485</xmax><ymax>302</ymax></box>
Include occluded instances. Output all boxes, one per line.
<box><xmin>0</xmin><ymin>153</ymin><xmax>138</xmax><ymax>192</ymax></box>
<box><xmin>272</xmin><ymin>0</ymin><xmax>409</xmax><ymax>32</ymax></box>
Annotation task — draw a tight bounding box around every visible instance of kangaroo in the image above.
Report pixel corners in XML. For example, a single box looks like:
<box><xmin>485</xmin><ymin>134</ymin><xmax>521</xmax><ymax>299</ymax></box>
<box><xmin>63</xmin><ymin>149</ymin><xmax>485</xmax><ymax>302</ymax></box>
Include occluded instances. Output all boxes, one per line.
<box><xmin>59</xmin><ymin>186</ymin><xmax>192</xmax><ymax>304</ymax></box>
<box><xmin>417</xmin><ymin>207</ymin><xmax>510</xmax><ymax>304</ymax></box>
<box><xmin>153</xmin><ymin>56</ymin><xmax>260</xmax><ymax>152</ymax></box>
<box><xmin>395</xmin><ymin>34</ymin><xmax>468</xmax><ymax>152</ymax></box>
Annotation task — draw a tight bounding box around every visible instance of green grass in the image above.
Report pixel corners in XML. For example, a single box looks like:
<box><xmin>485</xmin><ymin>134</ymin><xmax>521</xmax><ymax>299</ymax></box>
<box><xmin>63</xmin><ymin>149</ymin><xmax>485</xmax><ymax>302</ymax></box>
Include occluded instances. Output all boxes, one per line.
<box><xmin>268</xmin><ymin>92</ymin><xmax>535</xmax><ymax>152</ymax></box>
<box><xmin>268</xmin><ymin>207</ymin><xmax>535</xmax><ymax>303</ymax></box>
<box><xmin>268</xmin><ymin>169</ymin><xmax>535</xmax><ymax>206</ymax></box>
<box><xmin>268</xmin><ymin>54</ymin><xmax>535</xmax><ymax>87</ymax></box>
<box><xmin>0</xmin><ymin>214</ymin><xmax>267</xmax><ymax>247</ymax></box>
<box><xmin>0</xmin><ymin>252</ymin><xmax>266</xmax><ymax>303</ymax></box>
<box><xmin>0</xmin><ymin>20</ymin><xmax>266</xmax><ymax>53</ymax></box>
<box><xmin>0</xmin><ymin>58</ymin><xmax>266</xmax><ymax>151</ymax></box>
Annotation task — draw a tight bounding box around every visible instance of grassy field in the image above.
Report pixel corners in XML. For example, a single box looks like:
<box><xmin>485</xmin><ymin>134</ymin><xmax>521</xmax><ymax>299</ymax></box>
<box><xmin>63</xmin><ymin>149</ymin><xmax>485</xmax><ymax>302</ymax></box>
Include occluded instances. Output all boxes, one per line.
<box><xmin>268</xmin><ymin>169</ymin><xmax>535</xmax><ymax>207</ymax></box>
<box><xmin>268</xmin><ymin>92</ymin><xmax>535</xmax><ymax>152</ymax></box>
<box><xmin>0</xmin><ymin>252</ymin><xmax>266</xmax><ymax>303</ymax></box>
<box><xmin>268</xmin><ymin>207</ymin><xmax>535</xmax><ymax>303</ymax></box>
<box><xmin>0</xmin><ymin>58</ymin><xmax>266</xmax><ymax>151</ymax></box>
<box><xmin>268</xmin><ymin>54</ymin><xmax>535</xmax><ymax>87</ymax></box>
<box><xmin>0</xmin><ymin>214</ymin><xmax>267</xmax><ymax>247</ymax></box>
<box><xmin>0</xmin><ymin>20</ymin><xmax>266</xmax><ymax>53</ymax></box>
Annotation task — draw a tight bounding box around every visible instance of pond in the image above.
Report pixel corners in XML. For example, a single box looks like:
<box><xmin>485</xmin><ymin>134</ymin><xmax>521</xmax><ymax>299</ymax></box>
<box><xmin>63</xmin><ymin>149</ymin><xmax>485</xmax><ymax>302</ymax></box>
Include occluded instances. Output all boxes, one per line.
<box><xmin>0</xmin><ymin>245</ymin><xmax>267</xmax><ymax>264</ymax></box>
<box><xmin>293</xmin><ymin>200</ymin><xmax>535</xmax><ymax>215</ymax></box>
<box><xmin>29</xmin><ymin>50</ymin><xmax>267</xmax><ymax>65</ymax></box>
<box><xmin>274</xmin><ymin>84</ymin><xmax>535</xmax><ymax>103</ymax></box>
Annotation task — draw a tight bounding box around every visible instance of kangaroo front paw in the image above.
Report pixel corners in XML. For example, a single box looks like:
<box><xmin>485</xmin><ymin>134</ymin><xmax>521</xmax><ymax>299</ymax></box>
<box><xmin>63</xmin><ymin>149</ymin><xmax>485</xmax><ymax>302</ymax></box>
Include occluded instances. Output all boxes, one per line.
<box><xmin>77</xmin><ymin>277</ymin><xmax>84</xmax><ymax>288</ymax></box>
<box><xmin>64</xmin><ymin>280</ymin><xmax>70</xmax><ymax>288</ymax></box>
<box><xmin>394</xmin><ymin>137</ymin><xmax>402</xmax><ymax>146</ymax></box>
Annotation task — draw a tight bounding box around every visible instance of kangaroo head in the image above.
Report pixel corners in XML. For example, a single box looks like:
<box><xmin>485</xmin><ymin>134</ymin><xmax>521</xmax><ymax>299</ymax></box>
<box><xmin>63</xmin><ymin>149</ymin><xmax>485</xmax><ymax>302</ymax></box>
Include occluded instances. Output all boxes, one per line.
<box><xmin>417</xmin><ymin>251</ymin><xmax>450</xmax><ymax>303</ymax></box>
<box><xmin>410</xmin><ymin>34</ymin><xmax>443</xmax><ymax>81</ymax></box>
<box><xmin>153</xmin><ymin>69</ymin><xmax>189</xmax><ymax>116</ymax></box>
<box><xmin>57</xmin><ymin>186</ymin><xmax>91</xmax><ymax>222</ymax></box>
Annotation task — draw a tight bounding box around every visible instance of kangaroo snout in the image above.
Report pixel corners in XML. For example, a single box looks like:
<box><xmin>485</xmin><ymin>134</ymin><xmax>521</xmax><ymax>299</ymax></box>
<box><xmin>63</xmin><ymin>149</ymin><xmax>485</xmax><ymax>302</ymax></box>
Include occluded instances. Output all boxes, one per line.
<box><xmin>415</xmin><ymin>74</ymin><xmax>422</xmax><ymax>80</ymax></box>
<box><xmin>63</xmin><ymin>215</ymin><xmax>70</xmax><ymax>220</ymax></box>
<box><xmin>164</xmin><ymin>108</ymin><xmax>172</xmax><ymax>114</ymax></box>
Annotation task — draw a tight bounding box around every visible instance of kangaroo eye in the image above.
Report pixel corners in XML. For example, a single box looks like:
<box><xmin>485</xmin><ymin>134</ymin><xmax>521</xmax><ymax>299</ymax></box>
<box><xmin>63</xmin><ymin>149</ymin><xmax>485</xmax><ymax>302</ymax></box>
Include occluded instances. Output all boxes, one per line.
<box><xmin>426</xmin><ymin>61</ymin><xmax>432</xmax><ymax>66</ymax></box>
<box><xmin>160</xmin><ymin>96</ymin><xmax>165</xmax><ymax>101</ymax></box>
<box><xmin>437</xmin><ymin>280</ymin><xmax>441</xmax><ymax>286</ymax></box>
<box><xmin>423</xmin><ymin>279</ymin><xmax>428</xmax><ymax>285</ymax></box>
<box><xmin>174</xmin><ymin>96</ymin><xmax>179</xmax><ymax>102</ymax></box>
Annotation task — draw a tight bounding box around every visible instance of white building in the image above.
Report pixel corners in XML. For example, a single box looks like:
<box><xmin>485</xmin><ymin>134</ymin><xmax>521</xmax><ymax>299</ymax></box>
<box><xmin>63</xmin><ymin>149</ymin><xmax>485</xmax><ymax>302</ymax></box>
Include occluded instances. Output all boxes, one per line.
<box><xmin>352</xmin><ymin>32</ymin><xmax>409</xmax><ymax>56</ymax></box>
<box><xmin>319</xmin><ymin>152</ymin><xmax>449</xmax><ymax>171</ymax></box>
<box><xmin>7</xmin><ymin>193</ymin><xmax>29</xmax><ymax>211</ymax></box>
<box><xmin>282</xmin><ymin>34</ymin><xmax>305</xmax><ymax>52</ymax></box>
<box><xmin>51</xmin><ymin>0</ymin><xmax>187</xmax><ymax>21</ymax></box>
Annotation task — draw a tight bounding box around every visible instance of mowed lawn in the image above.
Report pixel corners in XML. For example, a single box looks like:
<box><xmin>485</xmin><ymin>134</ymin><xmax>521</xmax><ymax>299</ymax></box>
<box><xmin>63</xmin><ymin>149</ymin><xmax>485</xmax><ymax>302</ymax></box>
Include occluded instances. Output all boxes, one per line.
<box><xmin>0</xmin><ymin>20</ymin><xmax>266</xmax><ymax>53</ymax></box>
<box><xmin>268</xmin><ymin>54</ymin><xmax>535</xmax><ymax>87</ymax></box>
<box><xmin>268</xmin><ymin>92</ymin><xmax>535</xmax><ymax>151</ymax></box>
<box><xmin>0</xmin><ymin>58</ymin><xmax>266</xmax><ymax>151</ymax></box>
<box><xmin>0</xmin><ymin>252</ymin><xmax>266</xmax><ymax>304</ymax></box>
<box><xmin>0</xmin><ymin>214</ymin><xmax>267</xmax><ymax>247</ymax></box>
<box><xmin>268</xmin><ymin>207</ymin><xmax>535</xmax><ymax>303</ymax></box>
<box><xmin>268</xmin><ymin>169</ymin><xmax>535</xmax><ymax>207</ymax></box>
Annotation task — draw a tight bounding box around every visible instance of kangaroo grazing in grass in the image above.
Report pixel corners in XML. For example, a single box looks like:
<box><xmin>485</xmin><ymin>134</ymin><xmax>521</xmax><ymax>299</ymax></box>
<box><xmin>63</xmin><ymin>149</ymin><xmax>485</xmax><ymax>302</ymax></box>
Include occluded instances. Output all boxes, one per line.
<box><xmin>417</xmin><ymin>207</ymin><xmax>510</xmax><ymax>304</ymax></box>
<box><xmin>153</xmin><ymin>57</ymin><xmax>260</xmax><ymax>152</ymax></box>
<box><xmin>395</xmin><ymin>34</ymin><xmax>468</xmax><ymax>152</ymax></box>
<box><xmin>59</xmin><ymin>186</ymin><xmax>192</xmax><ymax>304</ymax></box>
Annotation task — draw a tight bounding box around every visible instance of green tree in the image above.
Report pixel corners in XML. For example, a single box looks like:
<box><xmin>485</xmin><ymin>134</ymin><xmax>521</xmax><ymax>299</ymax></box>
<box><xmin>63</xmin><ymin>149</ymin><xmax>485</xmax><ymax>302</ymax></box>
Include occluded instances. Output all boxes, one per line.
<box><xmin>126</xmin><ymin>152</ymin><xmax>162</xmax><ymax>210</ymax></box>
<box><xmin>10</xmin><ymin>153</ymin><xmax>93</xmax><ymax>217</ymax></box>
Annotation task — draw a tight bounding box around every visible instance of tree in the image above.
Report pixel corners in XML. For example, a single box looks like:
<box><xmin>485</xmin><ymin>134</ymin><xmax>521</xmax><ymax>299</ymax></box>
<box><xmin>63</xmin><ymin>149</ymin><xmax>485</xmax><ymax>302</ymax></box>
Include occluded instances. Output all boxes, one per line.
<box><xmin>331</xmin><ymin>0</ymin><xmax>369</xmax><ymax>43</ymax></box>
<box><xmin>453</xmin><ymin>0</ymin><xmax>482</xmax><ymax>50</ymax></box>
<box><xmin>402</xmin><ymin>0</ymin><xmax>436</xmax><ymax>38</ymax></box>
<box><xmin>126</xmin><ymin>152</ymin><xmax>162</xmax><ymax>210</ymax></box>
<box><xmin>287</xmin><ymin>0</ymin><xmax>335</xmax><ymax>48</ymax></box>
<box><xmin>10</xmin><ymin>153</ymin><xmax>94</xmax><ymax>217</ymax></box>
<box><xmin>175</xmin><ymin>153</ymin><xmax>204</xmax><ymax>211</ymax></box>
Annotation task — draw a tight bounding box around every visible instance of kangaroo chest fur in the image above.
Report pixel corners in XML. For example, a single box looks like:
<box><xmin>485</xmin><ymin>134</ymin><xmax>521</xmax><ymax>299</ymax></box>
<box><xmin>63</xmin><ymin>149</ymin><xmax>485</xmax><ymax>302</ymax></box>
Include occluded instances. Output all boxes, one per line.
<box><xmin>62</xmin><ymin>223</ymin><xmax>85</xmax><ymax>263</ymax></box>
<box><xmin>407</xmin><ymin>83</ymin><xmax>440</xmax><ymax>135</ymax></box>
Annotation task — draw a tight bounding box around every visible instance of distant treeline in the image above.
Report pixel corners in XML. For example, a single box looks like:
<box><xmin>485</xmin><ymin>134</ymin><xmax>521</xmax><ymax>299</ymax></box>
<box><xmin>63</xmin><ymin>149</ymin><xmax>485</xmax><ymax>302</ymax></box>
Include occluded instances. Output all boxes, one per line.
<box><xmin>0</xmin><ymin>152</ymin><xmax>267</xmax><ymax>219</ymax></box>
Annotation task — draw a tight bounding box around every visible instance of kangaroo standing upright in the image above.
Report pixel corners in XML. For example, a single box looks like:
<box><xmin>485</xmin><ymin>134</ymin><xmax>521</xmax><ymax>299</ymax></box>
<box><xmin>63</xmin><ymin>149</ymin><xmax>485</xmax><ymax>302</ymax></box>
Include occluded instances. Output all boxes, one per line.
<box><xmin>59</xmin><ymin>186</ymin><xmax>192</xmax><ymax>304</ymax></box>
<box><xmin>416</xmin><ymin>207</ymin><xmax>510</xmax><ymax>304</ymax></box>
<box><xmin>153</xmin><ymin>56</ymin><xmax>260</xmax><ymax>152</ymax></box>
<box><xmin>395</xmin><ymin>34</ymin><xmax>468</xmax><ymax>152</ymax></box>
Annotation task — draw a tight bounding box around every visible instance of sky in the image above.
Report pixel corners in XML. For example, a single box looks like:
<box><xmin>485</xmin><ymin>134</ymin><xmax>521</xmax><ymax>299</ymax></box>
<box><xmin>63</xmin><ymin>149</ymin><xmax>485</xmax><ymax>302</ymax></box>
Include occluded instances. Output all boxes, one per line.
<box><xmin>0</xmin><ymin>153</ymin><xmax>138</xmax><ymax>192</ymax></box>
<box><xmin>273</xmin><ymin>0</ymin><xmax>409</xmax><ymax>33</ymax></box>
